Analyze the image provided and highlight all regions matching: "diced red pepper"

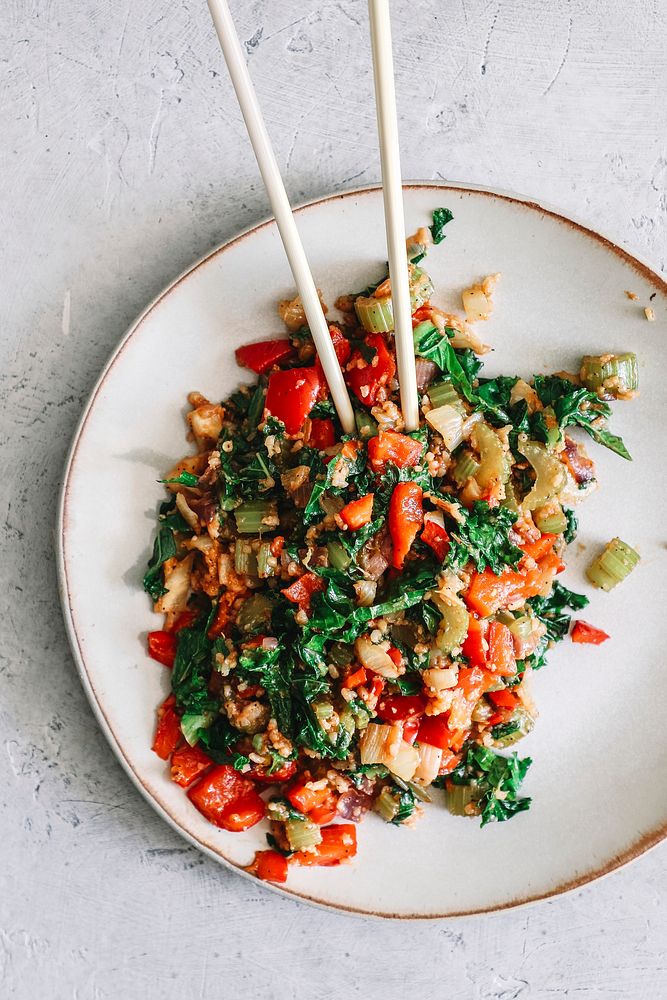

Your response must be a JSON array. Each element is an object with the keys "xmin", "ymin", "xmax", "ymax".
[
  {"xmin": 367, "ymin": 431, "xmax": 424, "ymax": 473},
  {"xmin": 265, "ymin": 366, "xmax": 326, "ymax": 435},
  {"xmin": 438, "ymin": 750, "xmax": 461, "ymax": 775},
  {"xmin": 235, "ymin": 338, "xmax": 295, "ymax": 374},
  {"xmin": 346, "ymin": 333, "xmax": 396, "ymax": 407},
  {"xmin": 308, "ymin": 417, "xmax": 336, "ymax": 450},
  {"xmin": 291, "ymin": 824, "xmax": 357, "ymax": 867},
  {"xmin": 411, "ymin": 304, "xmax": 432, "ymax": 327},
  {"xmin": 308, "ymin": 790, "xmax": 339, "ymax": 826},
  {"xmin": 388, "ymin": 482, "xmax": 424, "ymax": 568},
  {"xmin": 340, "ymin": 493, "xmax": 374, "ymax": 530},
  {"xmin": 152, "ymin": 695, "xmax": 182, "ymax": 760},
  {"xmin": 281, "ymin": 572, "xmax": 326, "ymax": 612},
  {"xmin": 462, "ymin": 616, "xmax": 488, "ymax": 668},
  {"xmin": 571, "ymin": 620, "xmax": 610, "ymax": 645},
  {"xmin": 457, "ymin": 665, "xmax": 493, "ymax": 701},
  {"xmin": 341, "ymin": 665, "xmax": 368, "ymax": 690},
  {"xmin": 170, "ymin": 744, "xmax": 214, "ymax": 787},
  {"xmin": 245, "ymin": 759, "xmax": 298, "ymax": 783},
  {"xmin": 421, "ymin": 518, "xmax": 450, "ymax": 561},
  {"xmin": 171, "ymin": 609, "xmax": 198, "ymax": 632},
  {"xmin": 328, "ymin": 324, "xmax": 351, "ymax": 366},
  {"xmin": 386, "ymin": 646, "xmax": 403, "ymax": 668},
  {"xmin": 207, "ymin": 591, "xmax": 241, "ymax": 639},
  {"xmin": 402, "ymin": 718, "xmax": 421, "ymax": 745},
  {"xmin": 147, "ymin": 630, "xmax": 178, "ymax": 668},
  {"xmin": 254, "ymin": 849, "xmax": 289, "ymax": 884},
  {"xmin": 417, "ymin": 714, "xmax": 453, "ymax": 750},
  {"xmin": 486, "ymin": 621, "xmax": 517, "ymax": 676},
  {"xmin": 287, "ymin": 780, "xmax": 334, "ymax": 815},
  {"xmin": 465, "ymin": 548, "xmax": 562, "ymax": 618},
  {"xmin": 187, "ymin": 765, "xmax": 266, "ymax": 831},
  {"xmin": 521, "ymin": 533, "xmax": 556, "ymax": 562},
  {"xmin": 487, "ymin": 689, "xmax": 519, "ymax": 709},
  {"xmin": 376, "ymin": 694, "xmax": 426, "ymax": 722}
]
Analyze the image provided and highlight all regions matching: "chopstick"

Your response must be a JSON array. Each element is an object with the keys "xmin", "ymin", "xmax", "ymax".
[
  {"xmin": 367, "ymin": 0, "xmax": 420, "ymax": 432},
  {"xmin": 206, "ymin": 0, "xmax": 356, "ymax": 435}
]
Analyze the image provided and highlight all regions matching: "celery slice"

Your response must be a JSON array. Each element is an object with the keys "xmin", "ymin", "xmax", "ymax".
[
  {"xmin": 491, "ymin": 707, "xmax": 535, "ymax": 748},
  {"xmin": 580, "ymin": 352, "xmax": 638, "ymax": 397},
  {"xmin": 234, "ymin": 499, "xmax": 278, "ymax": 534},
  {"xmin": 355, "ymin": 295, "xmax": 394, "ymax": 333},
  {"xmin": 375, "ymin": 786, "xmax": 400, "ymax": 823},
  {"xmin": 234, "ymin": 540, "xmax": 258, "ymax": 576},
  {"xmin": 452, "ymin": 449, "xmax": 481, "ymax": 484},
  {"xmin": 355, "ymin": 409, "xmax": 379, "ymax": 439},
  {"xmin": 586, "ymin": 537, "xmax": 640, "ymax": 591},
  {"xmin": 327, "ymin": 540, "xmax": 351, "ymax": 572},
  {"xmin": 286, "ymin": 817, "xmax": 322, "ymax": 851},
  {"xmin": 427, "ymin": 378, "xmax": 463, "ymax": 410},
  {"xmin": 445, "ymin": 782, "xmax": 479, "ymax": 816},
  {"xmin": 534, "ymin": 503, "xmax": 568, "ymax": 535}
]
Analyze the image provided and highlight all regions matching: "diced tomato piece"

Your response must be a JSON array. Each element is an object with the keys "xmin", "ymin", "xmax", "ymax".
[
  {"xmin": 571, "ymin": 620, "xmax": 610, "ymax": 645},
  {"xmin": 462, "ymin": 617, "xmax": 488, "ymax": 668},
  {"xmin": 245, "ymin": 759, "xmax": 298, "ymax": 783},
  {"xmin": 346, "ymin": 333, "xmax": 396, "ymax": 407},
  {"xmin": 235, "ymin": 338, "xmax": 295, "ymax": 374},
  {"xmin": 254, "ymin": 849, "xmax": 289, "ymax": 884},
  {"xmin": 147, "ymin": 630, "xmax": 178, "ymax": 668},
  {"xmin": 308, "ymin": 417, "xmax": 336, "ymax": 450},
  {"xmin": 340, "ymin": 493, "xmax": 374, "ymax": 530},
  {"xmin": 281, "ymin": 572, "xmax": 325, "ymax": 612},
  {"xmin": 341, "ymin": 665, "xmax": 367, "ymax": 690},
  {"xmin": 170, "ymin": 744, "xmax": 214, "ymax": 787},
  {"xmin": 389, "ymin": 482, "xmax": 424, "ymax": 568},
  {"xmin": 152, "ymin": 695, "xmax": 182, "ymax": 760},
  {"xmin": 367, "ymin": 431, "xmax": 424, "ymax": 472},
  {"xmin": 521, "ymin": 534, "xmax": 556, "ymax": 562},
  {"xmin": 417, "ymin": 714, "xmax": 453, "ymax": 750},
  {"xmin": 376, "ymin": 694, "xmax": 426, "ymax": 722},
  {"xmin": 486, "ymin": 621, "xmax": 516, "ymax": 676},
  {"xmin": 291, "ymin": 824, "xmax": 357, "ymax": 867},
  {"xmin": 188, "ymin": 765, "xmax": 265, "ymax": 831},
  {"xmin": 265, "ymin": 366, "xmax": 326, "ymax": 435},
  {"xmin": 421, "ymin": 518, "xmax": 450, "ymax": 561},
  {"xmin": 487, "ymin": 689, "xmax": 519, "ymax": 709},
  {"xmin": 287, "ymin": 780, "xmax": 333, "ymax": 815}
]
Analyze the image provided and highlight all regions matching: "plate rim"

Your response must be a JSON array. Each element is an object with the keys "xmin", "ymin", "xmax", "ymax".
[{"xmin": 56, "ymin": 181, "xmax": 667, "ymax": 919}]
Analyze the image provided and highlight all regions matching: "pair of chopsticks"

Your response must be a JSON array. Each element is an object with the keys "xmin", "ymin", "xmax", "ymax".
[{"xmin": 207, "ymin": 0, "xmax": 418, "ymax": 433}]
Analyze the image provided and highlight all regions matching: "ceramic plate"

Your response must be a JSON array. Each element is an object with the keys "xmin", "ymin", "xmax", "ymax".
[{"xmin": 58, "ymin": 184, "xmax": 667, "ymax": 918}]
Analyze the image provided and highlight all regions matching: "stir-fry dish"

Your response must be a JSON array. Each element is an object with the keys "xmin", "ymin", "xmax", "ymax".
[{"xmin": 143, "ymin": 209, "xmax": 640, "ymax": 885}]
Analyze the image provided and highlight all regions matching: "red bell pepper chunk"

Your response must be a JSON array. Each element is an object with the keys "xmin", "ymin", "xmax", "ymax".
[
  {"xmin": 487, "ymin": 689, "xmax": 519, "ymax": 710},
  {"xmin": 308, "ymin": 800, "xmax": 339, "ymax": 826},
  {"xmin": 339, "ymin": 493, "xmax": 374, "ymax": 530},
  {"xmin": 341, "ymin": 665, "xmax": 367, "ymax": 690},
  {"xmin": 421, "ymin": 518, "xmax": 450, "ymax": 561},
  {"xmin": 376, "ymin": 694, "xmax": 426, "ymax": 722},
  {"xmin": 417, "ymin": 714, "xmax": 454, "ymax": 750},
  {"xmin": 254, "ymin": 849, "xmax": 289, "ymax": 884},
  {"xmin": 457, "ymin": 665, "xmax": 493, "ymax": 701},
  {"xmin": 308, "ymin": 417, "xmax": 336, "ymax": 450},
  {"xmin": 411, "ymin": 304, "xmax": 432, "ymax": 327},
  {"xmin": 245, "ymin": 759, "xmax": 298, "ymax": 783},
  {"xmin": 465, "ymin": 548, "xmax": 563, "ymax": 618},
  {"xmin": 486, "ymin": 621, "xmax": 517, "ymax": 676},
  {"xmin": 187, "ymin": 765, "xmax": 266, "ymax": 831},
  {"xmin": 281, "ymin": 572, "xmax": 325, "ymax": 612},
  {"xmin": 147, "ymin": 630, "xmax": 178, "ymax": 668},
  {"xmin": 265, "ymin": 366, "xmax": 325, "ymax": 435},
  {"xmin": 346, "ymin": 333, "xmax": 396, "ymax": 407},
  {"xmin": 388, "ymin": 482, "xmax": 424, "ymax": 568},
  {"xmin": 521, "ymin": 533, "xmax": 556, "ymax": 562},
  {"xmin": 367, "ymin": 431, "xmax": 424, "ymax": 473},
  {"xmin": 402, "ymin": 717, "xmax": 421, "ymax": 745},
  {"xmin": 291, "ymin": 824, "xmax": 357, "ymax": 867},
  {"xmin": 386, "ymin": 646, "xmax": 403, "ymax": 668},
  {"xmin": 170, "ymin": 744, "xmax": 214, "ymax": 787},
  {"xmin": 438, "ymin": 750, "xmax": 461, "ymax": 775},
  {"xmin": 462, "ymin": 616, "xmax": 488, "ymax": 668},
  {"xmin": 171, "ymin": 609, "xmax": 198, "ymax": 632},
  {"xmin": 328, "ymin": 324, "xmax": 351, "ymax": 366},
  {"xmin": 235, "ymin": 338, "xmax": 294, "ymax": 374},
  {"xmin": 571, "ymin": 620, "xmax": 610, "ymax": 645},
  {"xmin": 287, "ymin": 780, "xmax": 335, "ymax": 815},
  {"xmin": 152, "ymin": 695, "xmax": 182, "ymax": 760}
]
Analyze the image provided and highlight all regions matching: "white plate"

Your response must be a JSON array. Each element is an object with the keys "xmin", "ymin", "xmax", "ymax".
[{"xmin": 58, "ymin": 184, "xmax": 667, "ymax": 918}]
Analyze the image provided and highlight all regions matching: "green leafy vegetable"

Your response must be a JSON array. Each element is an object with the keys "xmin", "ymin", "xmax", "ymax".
[
  {"xmin": 143, "ymin": 526, "xmax": 177, "ymax": 600},
  {"xmin": 160, "ymin": 471, "xmax": 199, "ymax": 487},
  {"xmin": 446, "ymin": 502, "xmax": 523, "ymax": 574},
  {"xmin": 449, "ymin": 745, "xmax": 532, "ymax": 826},
  {"xmin": 430, "ymin": 207, "xmax": 454, "ymax": 244}
]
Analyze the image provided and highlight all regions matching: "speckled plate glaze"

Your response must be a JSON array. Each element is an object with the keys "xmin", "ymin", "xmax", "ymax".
[{"xmin": 57, "ymin": 183, "xmax": 667, "ymax": 918}]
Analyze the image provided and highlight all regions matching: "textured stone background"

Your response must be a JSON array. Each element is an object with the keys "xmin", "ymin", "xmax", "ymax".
[{"xmin": 1, "ymin": 1, "xmax": 666, "ymax": 997}]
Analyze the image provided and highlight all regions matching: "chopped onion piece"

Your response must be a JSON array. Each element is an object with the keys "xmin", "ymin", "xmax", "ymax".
[
  {"xmin": 355, "ymin": 636, "xmax": 400, "ymax": 678},
  {"xmin": 425, "ymin": 404, "xmax": 464, "ymax": 451},
  {"xmin": 413, "ymin": 744, "xmax": 443, "ymax": 785}
]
